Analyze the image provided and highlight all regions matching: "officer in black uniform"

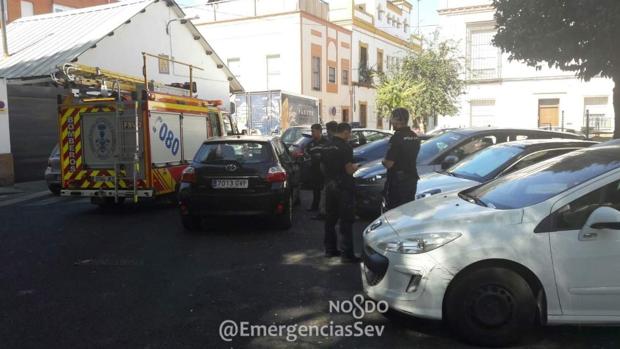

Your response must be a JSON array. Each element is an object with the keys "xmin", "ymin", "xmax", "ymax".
[
  {"xmin": 382, "ymin": 108, "xmax": 421, "ymax": 210},
  {"xmin": 311, "ymin": 120, "xmax": 339, "ymax": 220},
  {"xmin": 305, "ymin": 124, "xmax": 327, "ymax": 211},
  {"xmin": 322, "ymin": 123, "xmax": 359, "ymax": 263}
]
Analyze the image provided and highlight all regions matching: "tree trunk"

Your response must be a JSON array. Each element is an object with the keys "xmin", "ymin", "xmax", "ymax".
[{"xmin": 614, "ymin": 77, "xmax": 620, "ymax": 139}]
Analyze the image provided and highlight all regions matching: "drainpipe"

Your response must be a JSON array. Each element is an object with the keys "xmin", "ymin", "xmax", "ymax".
[{"xmin": 0, "ymin": 0, "xmax": 8, "ymax": 57}]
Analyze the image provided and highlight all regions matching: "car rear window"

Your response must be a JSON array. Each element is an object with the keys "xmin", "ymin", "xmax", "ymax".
[{"xmin": 194, "ymin": 142, "xmax": 273, "ymax": 164}]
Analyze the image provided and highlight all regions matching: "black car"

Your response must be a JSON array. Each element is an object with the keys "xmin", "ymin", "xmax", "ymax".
[
  {"xmin": 349, "ymin": 128, "xmax": 392, "ymax": 148},
  {"xmin": 178, "ymin": 136, "xmax": 300, "ymax": 230},
  {"xmin": 352, "ymin": 138, "xmax": 390, "ymax": 165},
  {"xmin": 353, "ymin": 128, "xmax": 585, "ymax": 216}
]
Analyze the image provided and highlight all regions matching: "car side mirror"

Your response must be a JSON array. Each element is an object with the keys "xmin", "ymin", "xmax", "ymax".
[
  {"xmin": 441, "ymin": 155, "xmax": 459, "ymax": 170},
  {"xmin": 580, "ymin": 206, "xmax": 620, "ymax": 241}
]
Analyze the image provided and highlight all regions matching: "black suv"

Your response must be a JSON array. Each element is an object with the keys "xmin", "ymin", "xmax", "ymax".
[{"xmin": 178, "ymin": 136, "xmax": 300, "ymax": 230}]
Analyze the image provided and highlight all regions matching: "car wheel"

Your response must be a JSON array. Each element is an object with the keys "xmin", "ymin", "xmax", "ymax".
[
  {"xmin": 275, "ymin": 195, "xmax": 293, "ymax": 230},
  {"xmin": 445, "ymin": 267, "xmax": 536, "ymax": 347},
  {"xmin": 48, "ymin": 185, "xmax": 61, "ymax": 196},
  {"xmin": 181, "ymin": 215, "xmax": 202, "ymax": 231}
]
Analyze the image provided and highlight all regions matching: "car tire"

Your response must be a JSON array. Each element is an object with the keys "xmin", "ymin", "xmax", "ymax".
[
  {"xmin": 445, "ymin": 267, "xmax": 536, "ymax": 347},
  {"xmin": 48, "ymin": 185, "xmax": 61, "ymax": 196},
  {"xmin": 275, "ymin": 195, "xmax": 293, "ymax": 230},
  {"xmin": 181, "ymin": 215, "xmax": 202, "ymax": 231}
]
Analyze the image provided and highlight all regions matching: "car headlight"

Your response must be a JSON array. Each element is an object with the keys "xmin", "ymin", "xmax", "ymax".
[
  {"xmin": 358, "ymin": 174, "xmax": 384, "ymax": 184},
  {"xmin": 415, "ymin": 188, "xmax": 442, "ymax": 200},
  {"xmin": 377, "ymin": 232, "xmax": 461, "ymax": 254}
]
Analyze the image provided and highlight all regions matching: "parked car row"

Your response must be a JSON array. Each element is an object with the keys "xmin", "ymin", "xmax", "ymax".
[
  {"xmin": 354, "ymin": 127, "xmax": 586, "ymax": 217},
  {"xmin": 362, "ymin": 140, "xmax": 620, "ymax": 346}
]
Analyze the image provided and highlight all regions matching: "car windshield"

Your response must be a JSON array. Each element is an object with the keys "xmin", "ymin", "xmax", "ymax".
[
  {"xmin": 449, "ymin": 145, "xmax": 523, "ymax": 182},
  {"xmin": 417, "ymin": 131, "xmax": 467, "ymax": 164},
  {"xmin": 464, "ymin": 147, "xmax": 620, "ymax": 209},
  {"xmin": 194, "ymin": 142, "xmax": 272, "ymax": 164},
  {"xmin": 354, "ymin": 138, "xmax": 388, "ymax": 155},
  {"xmin": 282, "ymin": 128, "xmax": 308, "ymax": 144}
]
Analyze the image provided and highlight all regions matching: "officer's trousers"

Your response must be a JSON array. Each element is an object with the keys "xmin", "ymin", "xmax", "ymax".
[
  {"xmin": 384, "ymin": 176, "xmax": 418, "ymax": 210},
  {"xmin": 324, "ymin": 181, "xmax": 355, "ymax": 257}
]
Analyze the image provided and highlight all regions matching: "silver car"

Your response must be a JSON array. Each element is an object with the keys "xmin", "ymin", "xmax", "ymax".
[
  {"xmin": 416, "ymin": 139, "xmax": 597, "ymax": 200},
  {"xmin": 44, "ymin": 144, "xmax": 61, "ymax": 195}
]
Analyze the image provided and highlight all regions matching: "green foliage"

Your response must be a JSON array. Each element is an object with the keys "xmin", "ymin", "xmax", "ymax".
[
  {"xmin": 375, "ymin": 36, "xmax": 465, "ymax": 126},
  {"xmin": 493, "ymin": 0, "xmax": 620, "ymax": 138},
  {"xmin": 493, "ymin": 0, "xmax": 620, "ymax": 81}
]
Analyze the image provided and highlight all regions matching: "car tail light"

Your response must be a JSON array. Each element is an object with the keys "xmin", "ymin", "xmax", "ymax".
[
  {"xmin": 266, "ymin": 165, "xmax": 287, "ymax": 183},
  {"xmin": 181, "ymin": 166, "xmax": 196, "ymax": 183}
]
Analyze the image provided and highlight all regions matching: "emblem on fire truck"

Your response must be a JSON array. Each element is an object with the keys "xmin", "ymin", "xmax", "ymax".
[{"xmin": 89, "ymin": 117, "xmax": 115, "ymax": 160}]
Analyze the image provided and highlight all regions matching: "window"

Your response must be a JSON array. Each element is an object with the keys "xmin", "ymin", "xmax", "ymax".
[
  {"xmin": 555, "ymin": 180, "xmax": 620, "ymax": 231},
  {"xmin": 584, "ymin": 97, "xmax": 612, "ymax": 132},
  {"xmin": 468, "ymin": 25, "xmax": 500, "ymax": 79},
  {"xmin": 266, "ymin": 55, "xmax": 281, "ymax": 89},
  {"xmin": 195, "ymin": 142, "xmax": 272, "ymax": 164},
  {"xmin": 504, "ymin": 149, "xmax": 574, "ymax": 175},
  {"xmin": 359, "ymin": 103, "xmax": 367, "ymax": 127},
  {"xmin": 20, "ymin": 1, "xmax": 33, "ymax": 17},
  {"xmin": 53, "ymin": 4, "xmax": 74, "ymax": 12},
  {"xmin": 447, "ymin": 135, "xmax": 497, "ymax": 161},
  {"xmin": 158, "ymin": 54, "xmax": 170, "ymax": 74},
  {"xmin": 470, "ymin": 100, "xmax": 495, "ymax": 127},
  {"xmin": 227, "ymin": 58, "xmax": 241, "ymax": 79},
  {"xmin": 377, "ymin": 5, "xmax": 383, "ymax": 20},
  {"xmin": 360, "ymin": 45, "xmax": 368, "ymax": 70},
  {"xmin": 377, "ymin": 50, "xmax": 384, "ymax": 73},
  {"xmin": 466, "ymin": 147, "xmax": 620, "ymax": 210},
  {"xmin": 328, "ymin": 66, "xmax": 336, "ymax": 84},
  {"xmin": 311, "ymin": 56, "xmax": 321, "ymax": 91},
  {"xmin": 341, "ymin": 69, "xmax": 349, "ymax": 85}
]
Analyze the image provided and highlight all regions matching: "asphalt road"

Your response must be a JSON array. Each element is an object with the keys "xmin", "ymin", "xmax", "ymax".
[{"xmin": 1, "ymin": 189, "xmax": 619, "ymax": 349}]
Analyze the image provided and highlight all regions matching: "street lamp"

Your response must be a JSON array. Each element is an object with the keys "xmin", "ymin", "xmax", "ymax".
[{"xmin": 166, "ymin": 15, "xmax": 200, "ymax": 35}]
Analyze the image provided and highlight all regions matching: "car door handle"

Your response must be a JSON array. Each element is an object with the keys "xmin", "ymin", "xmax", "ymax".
[{"xmin": 581, "ymin": 232, "xmax": 598, "ymax": 240}]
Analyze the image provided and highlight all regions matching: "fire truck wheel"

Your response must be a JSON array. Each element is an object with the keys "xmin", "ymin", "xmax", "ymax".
[{"xmin": 181, "ymin": 215, "xmax": 202, "ymax": 231}]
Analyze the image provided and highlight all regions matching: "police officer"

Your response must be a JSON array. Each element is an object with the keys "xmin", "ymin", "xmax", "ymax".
[
  {"xmin": 322, "ymin": 122, "xmax": 359, "ymax": 263},
  {"xmin": 382, "ymin": 108, "xmax": 421, "ymax": 210},
  {"xmin": 311, "ymin": 120, "xmax": 339, "ymax": 221},
  {"xmin": 325, "ymin": 121, "xmax": 338, "ymax": 141},
  {"xmin": 305, "ymin": 123, "xmax": 327, "ymax": 211}
]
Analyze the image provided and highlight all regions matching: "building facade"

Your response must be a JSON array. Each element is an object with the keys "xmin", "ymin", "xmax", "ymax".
[
  {"xmin": 0, "ymin": 0, "xmax": 242, "ymax": 184},
  {"xmin": 436, "ymin": 0, "xmax": 615, "ymax": 135},
  {"xmin": 192, "ymin": 0, "xmax": 352, "ymax": 126},
  {"xmin": 7, "ymin": 0, "xmax": 116, "ymax": 22},
  {"xmin": 330, "ymin": 0, "xmax": 420, "ymax": 129}
]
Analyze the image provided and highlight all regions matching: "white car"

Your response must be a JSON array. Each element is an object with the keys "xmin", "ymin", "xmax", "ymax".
[{"xmin": 362, "ymin": 144, "xmax": 620, "ymax": 346}]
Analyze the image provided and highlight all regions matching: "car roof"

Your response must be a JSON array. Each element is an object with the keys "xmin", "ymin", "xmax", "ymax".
[
  {"xmin": 494, "ymin": 138, "xmax": 598, "ymax": 150},
  {"xmin": 352, "ymin": 128, "xmax": 393, "ymax": 133},
  {"xmin": 204, "ymin": 135, "xmax": 278, "ymax": 143},
  {"xmin": 448, "ymin": 127, "xmax": 583, "ymax": 138}
]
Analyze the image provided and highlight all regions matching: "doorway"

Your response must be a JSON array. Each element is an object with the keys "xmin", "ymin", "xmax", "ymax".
[
  {"xmin": 538, "ymin": 98, "xmax": 560, "ymax": 128},
  {"xmin": 359, "ymin": 102, "xmax": 367, "ymax": 127}
]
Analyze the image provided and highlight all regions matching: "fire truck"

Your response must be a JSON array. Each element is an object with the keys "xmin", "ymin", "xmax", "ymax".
[{"xmin": 54, "ymin": 54, "xmax": 236, "ymax": 206}]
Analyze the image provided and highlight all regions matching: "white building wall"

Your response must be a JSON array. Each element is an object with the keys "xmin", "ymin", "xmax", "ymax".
[
  {"xmin": 436, "ymin": 0, "xmax": 615, "ymax": 133},
  {"xmin": 196, "ymin": 14, "xmax": 302, "ymax": 93},
  {"xmin": 78, "ymin": 0, "xmax": 232, "ymax": 106},
  {"xmin": 301, "ymin": 16, "xmax": 352, "ymax": 122}
]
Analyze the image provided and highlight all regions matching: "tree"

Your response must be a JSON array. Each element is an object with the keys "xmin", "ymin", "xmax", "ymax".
[
  {"xmin": 376, "ymin": 37, "xmax": 465, "ymax": 130},
  {"xmin": 375, "ymin": 68, "xmax": 423, "ymax": 125},
  {"xmin": 493, "ymin": 0, "xmax": 620, "ymax": 138}
]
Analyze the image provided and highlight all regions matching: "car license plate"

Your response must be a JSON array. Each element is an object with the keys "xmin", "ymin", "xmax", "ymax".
[{"xmin": 212, "ymin": 179, "xmax": 248, "ymax": 189}]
